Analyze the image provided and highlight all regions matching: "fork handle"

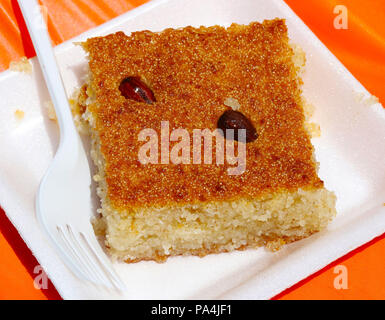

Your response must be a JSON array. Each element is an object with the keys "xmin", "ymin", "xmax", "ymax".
[{"xmin": 17, "ymin": 0, "xmax": 77, "ymax": 142}]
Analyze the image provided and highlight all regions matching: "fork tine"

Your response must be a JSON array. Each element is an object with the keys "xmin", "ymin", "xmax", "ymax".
[
  {"xmin": 64, "ymin": 225, "xmax": 111, "ymax": 286},
  {"xmin": 80, "ymin": 233, "xmax": 126, "ymax": 291},
  {"xmin": 67, "ymin": 226, "xmax": 114, "ymax": 287},
  {"xmin": 57, "ymin": 226, "xmax": 100, "ymax": 285},
  {"xmin": 55, "ymin": 227, "xmax": 91, "ymax": 281}
]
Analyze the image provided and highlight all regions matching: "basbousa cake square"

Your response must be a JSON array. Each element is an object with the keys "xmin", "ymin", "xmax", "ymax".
[{"xmin": 77, "ymin": 19, "xmax": 336, "ymax": 262}]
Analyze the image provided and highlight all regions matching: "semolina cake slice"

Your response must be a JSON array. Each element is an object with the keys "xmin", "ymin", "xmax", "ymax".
[{"xmin": 77, "ymin": 19, "xmax": 336, "ymax": 262}]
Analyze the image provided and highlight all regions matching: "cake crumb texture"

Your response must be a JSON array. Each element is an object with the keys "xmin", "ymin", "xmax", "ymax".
[
  {"xmin": 44, "ymin": 100, "xmax": 57, "ymax": 121},
  {"xmin": 9, "ymin": 56, "xmax": 32, "ymax": 74},
  {"xmin": 14, "ymin": 109, "xmax": 25, "ymax": 120},
  {"xmin": 102, "ymin": 188, "xmax": 335, "ymax": 262}
]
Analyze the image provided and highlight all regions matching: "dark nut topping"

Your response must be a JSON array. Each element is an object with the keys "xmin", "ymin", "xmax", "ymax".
[
  {"xmin": 217, "ymin": 109, "xmax": 258, "ymax": 143},
  {"xmin": 119, "ymin": 77, "xmax": 156, "ymax": 104}
]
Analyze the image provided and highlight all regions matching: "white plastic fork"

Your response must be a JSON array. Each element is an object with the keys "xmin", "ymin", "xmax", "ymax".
[{"xmin": 18, "ymin": 0, "xmax": 125, "ymax": 291}]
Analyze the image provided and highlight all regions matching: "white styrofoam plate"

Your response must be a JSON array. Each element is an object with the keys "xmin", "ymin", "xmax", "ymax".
[{"xmin": 0, "ymin": 0, "xmax": 384, "ymax": 300}]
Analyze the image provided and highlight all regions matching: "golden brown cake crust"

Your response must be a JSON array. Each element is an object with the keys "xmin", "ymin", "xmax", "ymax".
[{"xmin": 83, "ymin": 19, "xmax": 323, "ymax": 210}]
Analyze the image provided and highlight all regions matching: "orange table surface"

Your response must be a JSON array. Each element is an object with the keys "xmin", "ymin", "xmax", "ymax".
[{"xmin": 0, "ymin": 0, "xmax": 384, "ymax": 300}]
